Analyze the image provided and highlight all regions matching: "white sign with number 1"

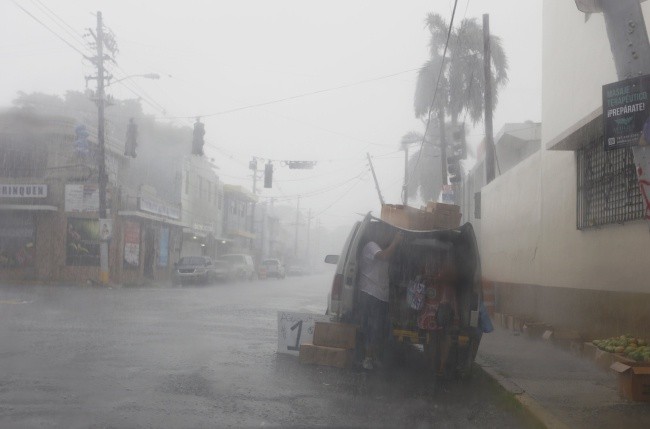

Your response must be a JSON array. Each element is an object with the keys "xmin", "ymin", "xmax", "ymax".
[{"xmin": 277, "ymin": 311, "xmax": 330, "ymax": 356}]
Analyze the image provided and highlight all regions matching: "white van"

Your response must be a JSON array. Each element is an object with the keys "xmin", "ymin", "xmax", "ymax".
[{"xmin": 325, "ymin": 214, "xmax": 486, "ymax": 378}]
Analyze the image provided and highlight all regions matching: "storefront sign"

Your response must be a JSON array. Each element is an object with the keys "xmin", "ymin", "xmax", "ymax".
[
  {"xmin": 123, "ymin": 220, "xmax": 140, "ymax": 268},
  {"xmin": 0, "ymin": 184, "xmax": 47, "ymax": 198},
  {"xmin": 65, "ymin": 184, "xmax": 99, "ymax": 213},
  {"xmin": 99, "ymin": 219, "xmax": 113, "ymax": 241},
  {"xmin": 277, "ymin": 311, "xmax": 330, "ymax": 356},
  {"xmin": 603, "ymin": 74, "xmax": 650, "ymax": 150},
  {"xmin": 193, "ymin": 222, "xmax": 215, "ymax": 233},
  {"xmin": 158, "ymin": 227, "xmax": 169, "ymax": 267},
  {"xmin": 138, "ymin": 196, "xmax": 181, "ymax": 220}
]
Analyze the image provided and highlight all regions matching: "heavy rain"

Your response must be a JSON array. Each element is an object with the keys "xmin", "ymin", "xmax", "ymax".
[{"xmin": 1, "ymin": 1, "xmax": 650, "ymax": 428}]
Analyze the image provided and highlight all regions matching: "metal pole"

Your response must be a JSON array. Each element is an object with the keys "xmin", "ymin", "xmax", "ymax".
[
  {"xmin": 483, "ymin": 13, "xmax": 496, "ymax": 184},
  {"xmin": 366, "ymin": 153, "xmax": 385, "ymax": 205},
  {"xmin": 96, "ymin": 11, "xmax": 109, "ymax": 285},
  {"xmin": 294, "ymin": 196, "xmax": 300, "ymax": 257},
  {"xmin": 403, "ymin": 145, "xmax": 409, "ymax": 205}
]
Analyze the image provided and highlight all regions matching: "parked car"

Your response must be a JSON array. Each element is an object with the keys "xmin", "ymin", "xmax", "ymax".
[
  {"xmin": 260, "ymin": 259, "xmax": 285, "ymax": 279},
  {"xmin": 286, "ymin": 264, "xmax": 309, "ymax": 276},
  {"xmin": 324, "ymin": 213, "xmax": 485, "ymax": 378},
  {"xmin": 218, "ymin": 253, "xmax": 255, "ymax": 280},
  {"xmin": 173, "ymin": 256, "xmax": 224, "ymax": 285}
]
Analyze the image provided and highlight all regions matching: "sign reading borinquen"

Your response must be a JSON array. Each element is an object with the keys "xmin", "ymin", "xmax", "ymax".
[{"xmin": 603, "ymin": 75, "xmax": 650, "ymax": 151}]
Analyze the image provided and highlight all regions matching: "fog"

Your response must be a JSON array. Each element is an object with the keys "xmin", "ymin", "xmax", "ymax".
[{"xmin": 1, "ymin": 0, "xmax": 542, "ymax": 239}]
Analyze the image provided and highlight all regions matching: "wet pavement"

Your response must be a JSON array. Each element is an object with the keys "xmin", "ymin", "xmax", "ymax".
[
  {"xmin": 1, "ymin": 273, "xmax": 540, "ymax": 428},
  {"xmin": 478, "ymin": 327, "xmax": 650, "ymax": 429}
]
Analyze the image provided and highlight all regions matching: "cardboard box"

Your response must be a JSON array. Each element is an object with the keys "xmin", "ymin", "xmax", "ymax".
[
  {"xmin": 610, "ymin": 361, "xmax": 650, "ymax": 402},
  {"xmin": 425, "ymin": 201, "xmax": 460, "ymax": 214},
  {"xmin": 299, "ymin": 343, "xmax": 353, "ymax": 369},
  {"xmin": 381, "ymin": 204, "xmax": 432, "ymax": 230},
  {"xmin": 381, "ymin": 204, "xmax": 460, "ymax": 230},
  {"xmin": 613, "ymin": 353, "xmax": 650, "ymax": 367},
  {"xmin": 313, "ymin": 322, "xmax": 357, "ymax": 350}
]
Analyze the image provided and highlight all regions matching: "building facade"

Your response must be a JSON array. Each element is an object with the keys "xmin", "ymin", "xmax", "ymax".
[{"xmin": 478, "ymin": 1, "xmax": 650, "ymax": 338}]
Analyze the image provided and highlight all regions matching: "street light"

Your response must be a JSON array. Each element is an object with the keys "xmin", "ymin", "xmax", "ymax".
[{"xmin": 107, "ymin": 73, "xmax": 161, "ymax": 86}]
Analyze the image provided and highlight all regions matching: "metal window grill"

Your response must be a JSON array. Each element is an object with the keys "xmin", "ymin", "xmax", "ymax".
[{"xmin": 576, "ymin": 137, "xmax": 644, "ymax": 229}]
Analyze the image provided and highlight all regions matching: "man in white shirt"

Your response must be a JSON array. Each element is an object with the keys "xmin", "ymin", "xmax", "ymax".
[{"xmin": 358, "ymin": 229, "xmax": 402, "ymax": 370}]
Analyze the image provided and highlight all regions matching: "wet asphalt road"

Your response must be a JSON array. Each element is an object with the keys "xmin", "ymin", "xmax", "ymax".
[{"xmin": 0, "ymin": 273, "xmax": 541, "ymax": 428}]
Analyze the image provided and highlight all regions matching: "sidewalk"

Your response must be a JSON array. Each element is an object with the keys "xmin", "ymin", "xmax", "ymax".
[{"xmin": 477, "ymin": 327, "xmax": 650, "ymax": 429}]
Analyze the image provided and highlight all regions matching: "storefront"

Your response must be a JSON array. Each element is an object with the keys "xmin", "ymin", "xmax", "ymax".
[
  {"xmin": 0, "ymin": 182, "xmax": 59, "ymax": 283},
  {"xmin": 117, "ymin": 195, "xmax": 186, "ymax": 285}
]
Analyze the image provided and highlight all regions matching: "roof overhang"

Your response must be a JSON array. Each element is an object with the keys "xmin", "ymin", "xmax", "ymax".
[
  {"xmin": 546, "ymin": 107, "xmax": 602, "ymax": 151},
  {"xmin": 118, "ymin": 210, "xmax": 190, "ymax": 227},
  {"xmin": 0, "ymin": 204, "xmax": 58, "ymax": 212}
]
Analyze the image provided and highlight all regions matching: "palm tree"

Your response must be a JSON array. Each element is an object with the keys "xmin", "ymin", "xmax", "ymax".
[{"xmin": 409, "ymin": 13, "xmax": 509, "ymax": 201}]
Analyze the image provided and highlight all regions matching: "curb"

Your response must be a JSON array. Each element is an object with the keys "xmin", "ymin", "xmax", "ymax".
[{"xmin": 476, "ymin": 357, "xmax": 571, "ymax": 429}]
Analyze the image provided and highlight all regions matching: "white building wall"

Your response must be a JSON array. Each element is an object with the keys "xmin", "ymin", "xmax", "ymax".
[{"xmin": 478, "ymin": 1, "xmax": 650, "ymax": 294}]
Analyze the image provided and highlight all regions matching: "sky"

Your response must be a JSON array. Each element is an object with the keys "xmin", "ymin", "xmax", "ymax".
[{"xmin": 1, "ymin": 0, "xmax": 542, "ymax": 230}]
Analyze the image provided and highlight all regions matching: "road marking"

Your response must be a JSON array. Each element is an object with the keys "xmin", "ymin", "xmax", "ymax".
[{"xmin": 0, "ymin": 299, "xmax": 32, "ymax": 304}]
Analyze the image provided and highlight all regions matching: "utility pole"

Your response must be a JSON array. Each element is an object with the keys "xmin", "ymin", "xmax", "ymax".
[
  {"xmin": 483, "ymin": 13, "xmax": 496, "ymax": 184},
  {"xmin": 439, "ymin": 112, "xmax": 448, "ymax": 186},
  {"xmin": 366, "ymin": 153, "xmax": 385, "ymax": 206},
  {"xmin": 306, "ymin": 209, "xmax": 311, "ymax": 264},
  {"xmin": 91, "ymin": 11, "xmax": 110, "ymax": 285},
  {"xmin": 294, "ymin": 196, "xmax": 300, "ymax": 257},
  {"xmin": 402, "ymin": 144, "xmax": 409, "ymax": 205}
]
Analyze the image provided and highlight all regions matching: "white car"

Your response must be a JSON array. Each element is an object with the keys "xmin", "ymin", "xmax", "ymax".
[
  {"xmin": 218, "ymin": 254, "xmax": 255, "ymax": 281},
  {"xmin": 260, "ymin": 259, "xmax": 285, "ymax": 279}
]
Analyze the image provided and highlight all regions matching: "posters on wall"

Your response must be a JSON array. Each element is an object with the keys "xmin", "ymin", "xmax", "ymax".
[
  {"xmin": 66, "ymin": 218, "xmax": 100, "ymax": 266},
  {"xmin": 65, "ymin": 184, "xmax": 99, "ymax": 212},
  {"xmin": 158, "ymin": 227, "xmax": 169, "ymax": 267},
  {"xmin": 123, "ymin": 220, "xmax": 140, "ymax": 268},
  {"xmin": 0, "ymin": 213, "xmax": 35, "ymax": 268}
]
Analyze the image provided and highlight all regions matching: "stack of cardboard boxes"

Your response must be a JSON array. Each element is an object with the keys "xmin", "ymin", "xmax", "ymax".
[
  {"xmin": 299, "ymin": 322, "xmax": 357, "ymax": 369},
  {"xmin": 380, "ymin": 202, "xmax": 461, "ymax": 230}
]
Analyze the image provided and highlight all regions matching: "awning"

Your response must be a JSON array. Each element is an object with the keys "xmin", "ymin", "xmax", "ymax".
[
  {"xmin": 118, "ymin": 210, "xmax": 190, "ymax": 228},
  {"xmin": 230, "ymin": 229, "xmax": 256, "ymax": 239},
  {"xmin": 546, "ymin": 107, "xmax": 602, "ymax": 151},
  {"xmin": 0, "ymin": 204, "xmax": 58, "ymax": 212},
  {"xmin": 182, "ymin": 227, "xmax": 210, "ymax": 238}
]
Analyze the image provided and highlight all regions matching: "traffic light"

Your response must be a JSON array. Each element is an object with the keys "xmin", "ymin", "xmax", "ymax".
[
  {"xmin": 124, "ymin": 118, "xmax": 138, "ymax": 158},
  {"xmin": 447, "ymin": 123, "xmax": 466, "ymax": 184},
  {"xmin": 249, "ymin": 158, "xmax": 257, "ymax": 171},
  {"xmin": 192, "ymin": 118, "xmax": 205, "ymax": 155},
  {"xmin": 264, "ymin": 162, "xmax": 273, "ymax": 188},
  {"xmin": 287, "ymin": 161, "xmax": 316, "ymax": 169}
]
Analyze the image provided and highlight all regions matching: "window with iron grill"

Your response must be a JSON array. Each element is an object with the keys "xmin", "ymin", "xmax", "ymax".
[{"xmin": 576, "ymin": 137, "xmax": 644, "ymax": 229}]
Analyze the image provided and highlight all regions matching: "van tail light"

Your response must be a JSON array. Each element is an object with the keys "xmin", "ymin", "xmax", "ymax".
[{"xmin": 331, "ymin": 273, "xmax": 343, "ymax": 301}]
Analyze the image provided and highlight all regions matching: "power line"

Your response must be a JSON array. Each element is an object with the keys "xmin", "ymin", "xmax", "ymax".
[
  {"xmin": 159, "ymin": 67, "xmax": 422, "ymax": 119},
  {"xmin": 12, "ymin": 1, "xmax": 91, "ymax": 59}
]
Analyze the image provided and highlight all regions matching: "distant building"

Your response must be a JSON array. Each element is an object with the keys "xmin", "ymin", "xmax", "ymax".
[
  {"xmin": 222, "ymin": 184, "xmax": 256, "ymax": 254},
  {"xmin": 460, "ymin": 122, "xmax": 541, "ymax": 243}
]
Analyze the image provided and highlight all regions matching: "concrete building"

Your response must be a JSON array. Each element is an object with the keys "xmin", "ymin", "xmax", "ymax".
[
  {"xmin": 479, "ymin": 2, "xmax": 650, "ymax": 338},
  {"xmin": 180, "ymin": 155, "xmax": 226, "ymax": 258},
  {"xmin": 222, "ymin": 184, "xmax": 256, "ymax": 254},
  {"xmin": 460, "ymin": 122, "xmax": 541, "ymax": 243}
]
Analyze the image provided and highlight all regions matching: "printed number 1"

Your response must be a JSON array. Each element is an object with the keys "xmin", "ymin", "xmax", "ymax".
[{"xmin": 287, "ymin": 320, "xmax": 303, "ymax": 351}]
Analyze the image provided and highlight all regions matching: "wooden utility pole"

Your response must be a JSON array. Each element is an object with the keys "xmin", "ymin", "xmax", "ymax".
[
  {"xmin": 483, "ymin": 13, "xmax": 496, "ymax": 184},
  {"xmin": 294, "ymin": 196, "xmax": 300, "ymax": 256},
  {"xmin": 94, "ymin": 11, "xmax": 110, "ymax": 284},
  {"xmin": 366, "ymin": 153, "xmax": 385, "ymax": 206},
  {"xmin": 439, "ymin": 112, "xmax": 448, "ymax": 186},
  {"xmin": 402, "ymin": 144, "xmax": 409, "ymax": 205}
]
